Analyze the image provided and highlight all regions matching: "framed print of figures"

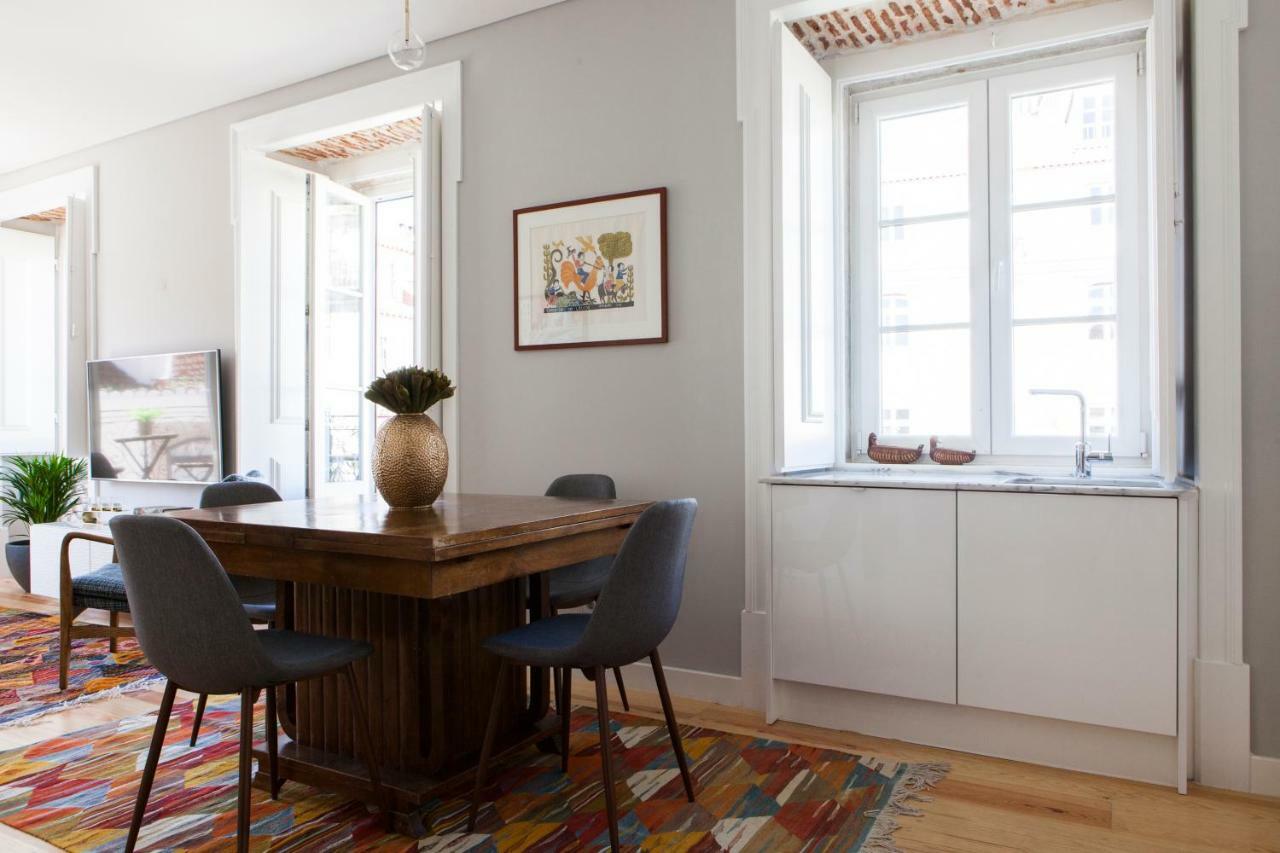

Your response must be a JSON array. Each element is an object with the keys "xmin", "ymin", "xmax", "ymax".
[{"xmin": 513, "ymin": 187, "xmax": 667, "ymax": 350}]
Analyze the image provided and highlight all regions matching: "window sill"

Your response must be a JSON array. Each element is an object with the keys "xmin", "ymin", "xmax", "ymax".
[
  {"xmin": 837, "ymin": 456, "xmax": 1155, "ymax": 477},
  {"xmin": 765, "ymin": 466, "xmax": 1193, "ymax": 498}
]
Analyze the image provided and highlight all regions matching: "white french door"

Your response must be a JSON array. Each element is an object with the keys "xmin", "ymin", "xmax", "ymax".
[
  {"xmin": 309, "ymin": 176, "xmax": 375, "ymax": 498},
  {"xmin": 236, "ymin": 154, "xmax": 309, "ymax": 497}
]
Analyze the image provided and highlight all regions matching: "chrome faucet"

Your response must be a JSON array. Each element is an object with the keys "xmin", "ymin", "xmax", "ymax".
[{"xmin": 1029, "ymin": 389, "xmax": 1114, "ymax": 478}]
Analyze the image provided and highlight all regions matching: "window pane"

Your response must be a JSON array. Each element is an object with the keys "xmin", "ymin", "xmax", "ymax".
[
  {"xmin": 879, "ymin": 105, "xmax": 969, "ymax": 220},
  {"xmin": 322, "ymin": 389, "xmax": 362, "ymax": 483},
  {"xmin": 1012, "ymin": 203, "xmax": 1116, "ymax": 320},
  {"xmin": 326, "ymin": 199, "xmax": 362, "ymax": 291},
  {"xmin": 1012, "ymin": 321, "xmax": 1117, "ymax": 437},
  {"xmin": 319, "ymin": 291, "xmax": 362, "ymax": 389},
  {"xmin": 1011, "ymin": 81, "xmax": 1116, "ymax": 206},
  {"xmin": 880, "ymin": 328, "xmax": 970, "ymax": 437},
  {"xmin": 880, "ymin": 218, "xmax": 970, "ymax": 327},
  {"xmin": 376, "ymin": 196, "xmax": 416, "ymax": 374}
]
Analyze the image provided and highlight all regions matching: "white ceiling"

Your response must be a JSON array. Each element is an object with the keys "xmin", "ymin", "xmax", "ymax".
[{"xmin": 0, "ymin": 0, "xmax": 565, "ymax": 176}]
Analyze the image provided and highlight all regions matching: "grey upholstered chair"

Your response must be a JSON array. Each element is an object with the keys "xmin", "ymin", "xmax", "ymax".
[
  {"xmin": 188, "ymin": 479, "xmax": 283, "ymax": 745},
  {"xmin": 198, "ymin": 480, "xmax": 281, "ymax": 622},
  {"xmin": 469, "ymin": 499, "xmax": 698, "ymax": 850},
  {"xmin": 109, "ymin": 515, "xmax": 390, "ymax": 853},
  {"xmin": 543, "ymin": 474, "xmax": 630, "ymax": 711}
]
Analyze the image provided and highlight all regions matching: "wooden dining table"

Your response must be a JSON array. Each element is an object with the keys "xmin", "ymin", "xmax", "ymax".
[{"xmin": 170, "ymin": 492, "xmax": 651, "ymax": 836}]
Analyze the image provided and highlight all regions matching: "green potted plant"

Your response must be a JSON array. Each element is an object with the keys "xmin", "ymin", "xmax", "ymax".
[
  {"xmin": 1, "ymin": 454, "xmax": 88, "ymax": 592},
  {"xmin": 364, "ymin": 366, "xmax": 455, "ymax": 508},
  {"xmin": 132, "ymin": 407, "xmax": 163, "ymax": 436}
]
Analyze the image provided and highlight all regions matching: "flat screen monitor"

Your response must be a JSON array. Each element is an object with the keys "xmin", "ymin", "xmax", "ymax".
[{"xmin": 86, "ymin": 350, "xmax": 224, "ymax": 483}]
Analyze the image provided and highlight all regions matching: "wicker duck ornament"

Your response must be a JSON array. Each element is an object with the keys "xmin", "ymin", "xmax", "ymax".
[
  {"xmin": 866, "ymin": 433, "xmax": 923, "ymax": 464},
  {"xmin": 929, "ymin": 436, "xmax": 977, "ymax": 465}
]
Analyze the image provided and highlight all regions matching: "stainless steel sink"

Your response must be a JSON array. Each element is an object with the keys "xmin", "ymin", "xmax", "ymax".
[{"xmin": 1003, "ymin": 476, "xmax": 1169, "ymax": 490}]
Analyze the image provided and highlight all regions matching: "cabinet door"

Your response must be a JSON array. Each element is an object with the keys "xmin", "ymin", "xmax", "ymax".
[
  {"xmin": 772, "ymin": 485, "xmax": 957, "ymax": 704},
  {"xmin": 957, "ymin": 491, "xmax": 1176, "ymax": 735}
]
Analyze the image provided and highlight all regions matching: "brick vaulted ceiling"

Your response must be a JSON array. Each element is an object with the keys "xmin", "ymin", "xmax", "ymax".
[
  {"xmin": 790, "ymin": 0, "xmax": 1104, "ymax": 60},
  {"xmin": 275, "ymin": 116, "xmax": 423, "ymax": 164}
]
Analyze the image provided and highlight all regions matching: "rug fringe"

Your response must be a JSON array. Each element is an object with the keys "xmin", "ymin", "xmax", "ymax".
[
  {"xmin": 3, "ymin": 675, "xmax": 167, "ymax": 729},
  {"xmin": 861, "ymin": 761, "xmax": 950, "ymax": 853}
]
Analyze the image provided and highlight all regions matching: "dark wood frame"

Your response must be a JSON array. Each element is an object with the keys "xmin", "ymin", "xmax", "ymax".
[
  {"xmin": 513, "ymin": 186, "xmax": 668, "ymax": 351},
  {"xmin": 58, "ymin": 531, "xmax": 132, "ymax": 690}
]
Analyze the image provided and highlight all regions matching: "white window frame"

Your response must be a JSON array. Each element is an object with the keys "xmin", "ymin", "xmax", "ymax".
[
  {"xmin": 849, "ymin": 47, "xmax": 1148, "ymax": 462},
  {"xmin": 988, "ymin": 54, "xmax": 1146, "ymax": 457},
  {"xmin": 853, "ymin": 80, "xmax": 991, "ymax": 454}
]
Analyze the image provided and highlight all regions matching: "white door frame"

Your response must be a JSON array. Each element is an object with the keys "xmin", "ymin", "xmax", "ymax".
[
  {"xmin": 0, "ymin": 166, "xmax": 98, "ymax": 459},
  {"xmin": 230, "ymin": 61, "xmax": 462, "ymax": 491}
]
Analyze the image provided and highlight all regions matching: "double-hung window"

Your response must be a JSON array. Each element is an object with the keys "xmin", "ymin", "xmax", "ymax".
[{"xmin": 852, "ymin": 51, "xmax": 1145, "ymax": 459}]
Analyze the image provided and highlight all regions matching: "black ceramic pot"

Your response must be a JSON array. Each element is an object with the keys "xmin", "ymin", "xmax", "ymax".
[{"xmin": 4, "ymin": 540, "xmax": 31, "ymax": 593}]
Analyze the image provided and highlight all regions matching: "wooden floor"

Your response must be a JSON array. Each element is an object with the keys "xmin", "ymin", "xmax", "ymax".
[{"xmin": 0, "ymin": 577, "xmax": 1276, "ymax": 852}]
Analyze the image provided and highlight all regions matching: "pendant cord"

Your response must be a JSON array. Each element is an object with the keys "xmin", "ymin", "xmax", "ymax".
[{"xmin": 403, "ymin": 0, "xmax": 411, "ymax": 45}]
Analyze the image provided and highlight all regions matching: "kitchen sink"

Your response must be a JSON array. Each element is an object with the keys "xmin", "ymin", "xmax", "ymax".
[{"xmin": 1002, "ymin": 476, "xmax": 1170, "ymax": 490}]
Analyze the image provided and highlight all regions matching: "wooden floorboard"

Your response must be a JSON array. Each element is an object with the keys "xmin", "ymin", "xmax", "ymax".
[{"xmin": 0, "ymin": 577, "xmax": 1276, "ymax": 851}]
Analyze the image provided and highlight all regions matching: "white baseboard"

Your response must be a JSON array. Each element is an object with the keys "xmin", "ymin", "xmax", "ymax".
[
  {"xmin": 618, "ymin": 659, "xmax": 744, "ymax": 708},
  {"xmin": 1251, "ymin": 754, "xmax": 1280, "ymax": 798},
  {"xmin": 1195, "ymin": 658, "xmax": 1252, "ymax": 791},
  {"xmin": 774, "ymin": 679, "xmax": 1180, "ymax": 787}
]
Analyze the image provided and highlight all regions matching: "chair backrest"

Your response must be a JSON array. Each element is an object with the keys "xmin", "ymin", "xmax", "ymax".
[
  {"xmin": 108, "ymin": 515, "xmax": 270, "ymax": 694},
  {"xmin": 545, "ymin": 474, "xmax": 616, "ymax": 501},
  {"xmin": 200, "ymin": 480, "xmax": 282, "ymax": 509},
  {"xmin": 576, "ymin": 499, "xmax": 697, "ymax": 667}
]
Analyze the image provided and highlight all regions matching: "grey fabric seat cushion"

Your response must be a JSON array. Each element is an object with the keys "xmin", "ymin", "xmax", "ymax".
[
  {"xmin": 547, "ymin": 558, "xmax": 611, "ymax": 610},
  {"xmin": 230, "ymin": 575, "xmax": 277, "ymax": 623},
  {"xmin": 482, "ymin": 613, "xmax": 591, "ymax": 667},
  {"xmin": 256, "ymin": 630, "xmax": 374, "ymax": 685},
  {"xmin": 72, "ymin": 564, "xmax": 131, "ymax": 612}
]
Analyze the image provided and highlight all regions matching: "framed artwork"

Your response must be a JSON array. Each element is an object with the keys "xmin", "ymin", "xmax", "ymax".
[{"xmin": 513, "ymin": 187, "xmax": 667, "ymax": 350}]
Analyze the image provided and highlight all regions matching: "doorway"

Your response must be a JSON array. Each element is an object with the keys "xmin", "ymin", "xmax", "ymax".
[
  {"xmin": 281, "ymin": 121, "xmax": 426, "ymax": 498},
  {"xmin": 231, "ymin": 63, "xmax": 458, "ymax": 500}
]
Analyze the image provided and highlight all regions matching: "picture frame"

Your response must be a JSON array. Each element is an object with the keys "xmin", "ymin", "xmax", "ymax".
[{"xmin": 513, "ymin": 187, "xmax": 667, "ymax": 350}]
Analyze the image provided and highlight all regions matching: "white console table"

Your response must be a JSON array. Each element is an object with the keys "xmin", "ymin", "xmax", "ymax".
[{"xmin": 28, "ymin": 520, "xmax": 121, "ymax": 600}]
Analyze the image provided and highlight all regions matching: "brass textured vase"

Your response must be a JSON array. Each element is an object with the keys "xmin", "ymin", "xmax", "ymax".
[{"xmin": 372, "ymin": 413, "xmax": 448, "ymax": 509}]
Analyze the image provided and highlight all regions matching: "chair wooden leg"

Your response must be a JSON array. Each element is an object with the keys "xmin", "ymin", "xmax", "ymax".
[
  {"xmin": 58, "ymin": 612, "xmax": 72, "ymax": 691},
  {"xmin": 126, "ymin": 679, "xmax": 177, "ymax": 853},
  {"xmin": 650, "ymin": 649, "xmax": 695, "ymax": 802},
  {"xmin": 265, "ymin": 686, "xmax": 280, "ymax": 799},
  {"xmin": 560, "ymin": 666, "xmax": 573, "ymax": 773},
  {"xmin": 468, "ymin": 658, "xmax": 509, "ymax": 832},
  {"xmin": 189, "ymin": 693, "xmax": 208, "ymax": 747},
  {"xmin": 612, "ymin": 667, "xmax": 630, "ymax": 711},
  {"xmin": 109, "ymin": 612, "xmax": 119, "ymax": 653},
  {"xmin": 553, "ymin": 666, "xmax": 563, "ymax": 716},
  {"xmin": 594, "ymin": 666, "xmax": 620, "ymax": 851},
  {"xmin": 236, "ymin": 688, "xmax": 253, "ymax": 853},
  {"xmin": 342, "ymin": 664, "xmax": 393, "ymax": 831}
]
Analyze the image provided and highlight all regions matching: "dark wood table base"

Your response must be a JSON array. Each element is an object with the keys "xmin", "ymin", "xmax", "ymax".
[{"xmin": 258, "ymin": 576, "xmax": 555, "ymax": 836}]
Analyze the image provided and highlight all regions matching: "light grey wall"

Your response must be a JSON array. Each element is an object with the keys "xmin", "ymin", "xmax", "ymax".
[
  {"xmin": 0, "ymin": 0, "xmax": 746, "ymax": 676},
  {"xmin": 1240, "ymin": 0, "xmax": 1280, "ymax": 758}
]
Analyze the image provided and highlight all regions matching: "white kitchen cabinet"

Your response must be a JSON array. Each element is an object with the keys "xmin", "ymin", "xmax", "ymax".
[
  {"xmin": 957, "ymin": 491, "xmax": 1177, "ymax": 735},
  {"xmin": 772, "ymin": 485, "xmax": 957, "ymax": 704}
]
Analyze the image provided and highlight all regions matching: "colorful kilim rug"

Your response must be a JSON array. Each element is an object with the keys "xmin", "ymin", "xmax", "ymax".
[
  {"xmin": 0, "ymin": 608, "xmax": 160, "ymax": 728},
  {"xmin": 0, "ymin": 696, "xmax": 947, "ymax": 851}
]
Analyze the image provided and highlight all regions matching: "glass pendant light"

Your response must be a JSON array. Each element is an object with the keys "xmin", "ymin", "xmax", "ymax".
[{"xmin": 388, "ymin": 0, "xmax": 426, "ymax": 71}]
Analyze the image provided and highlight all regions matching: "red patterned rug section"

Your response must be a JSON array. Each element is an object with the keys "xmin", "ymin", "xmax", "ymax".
[
  {"xmin": 0, "ymin": 607, "xmax": 159, "ymax": 728},
  {"xmin": 0, "ymin": 696, "xmax": 947, "ymax": 851}
]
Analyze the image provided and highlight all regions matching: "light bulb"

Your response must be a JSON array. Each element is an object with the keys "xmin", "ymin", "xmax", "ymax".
[{"xmin": 388, "ymin": 29, "xmax": 426, "ymax": 71}]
